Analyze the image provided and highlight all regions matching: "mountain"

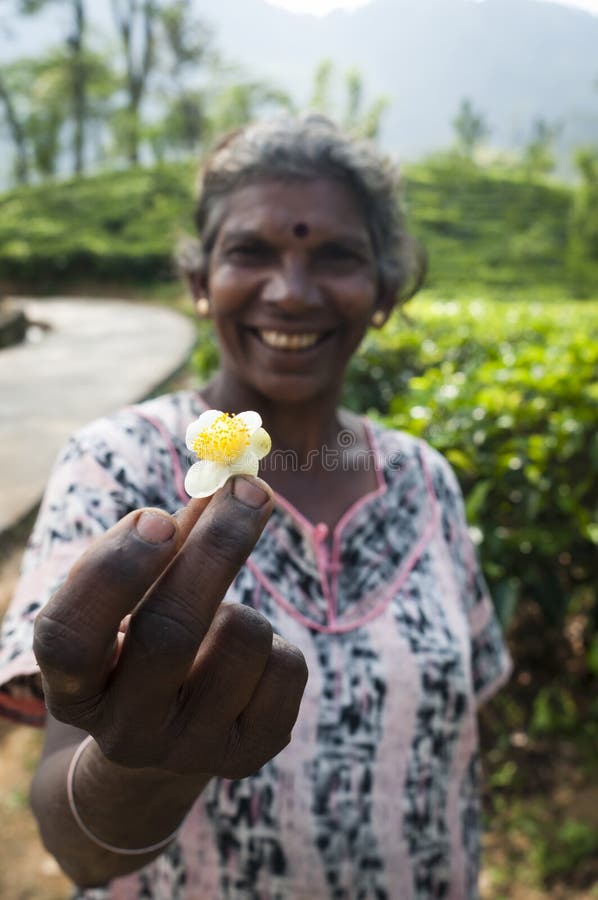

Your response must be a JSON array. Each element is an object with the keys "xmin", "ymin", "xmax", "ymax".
[
  {"xmin": 0, "ymin": 0, "xmax": 596, "ymax": 182},
  {"xmin": 193, "ymin": 0, "xmax": 598, "ymax": 168}
]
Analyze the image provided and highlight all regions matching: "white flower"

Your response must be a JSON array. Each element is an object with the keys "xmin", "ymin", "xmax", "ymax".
[{"xmin": 184, "ymin": 409, "xmax": 271, "ymax": 498}]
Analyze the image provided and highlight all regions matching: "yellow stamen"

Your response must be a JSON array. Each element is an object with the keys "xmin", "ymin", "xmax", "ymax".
[{"xmin": 191, "ymin": 413, "xmax": 251, "ymax": 463}]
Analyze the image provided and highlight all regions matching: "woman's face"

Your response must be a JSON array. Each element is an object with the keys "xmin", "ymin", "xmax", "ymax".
[{"xmin": 204, "ymin": 178, "xmax": 386, "ymax": 406}]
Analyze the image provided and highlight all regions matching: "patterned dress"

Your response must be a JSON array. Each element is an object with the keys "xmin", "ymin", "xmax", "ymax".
[{"xmin": 0, "ymin": 390, "xmax": 511, "ymax": 900}]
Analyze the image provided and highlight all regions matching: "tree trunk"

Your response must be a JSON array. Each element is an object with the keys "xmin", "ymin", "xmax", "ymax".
[
  {"xmin": 70, "ymin": 0, "xmax": 87, "ymax": 175},
  {"xmin": 0, "ymin": 73, "xmax": 29, "ymax": 184},
  {"xmin": 112, "ymin": 0, "xmax": 156, "ymax": 166}
]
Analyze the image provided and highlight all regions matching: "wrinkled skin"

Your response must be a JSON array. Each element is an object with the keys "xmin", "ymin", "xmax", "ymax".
[{"xmin": 33, "ymin": 480, "xmax": 307, "ymax": 781}]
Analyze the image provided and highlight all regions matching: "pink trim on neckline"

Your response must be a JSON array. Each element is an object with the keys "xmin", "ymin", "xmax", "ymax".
[
  {"xmin": 263, "ymin": 415, "xmax": 389, "ymax": 628},
  {"xmin": 247, "ymin": 446, "xmax": 440, "ymax": 634},
  {"xmin": 129, "ymin": 409, "xmax": 189, "ymax": 504},
  {"xmin": 193, "ymin": 388, "xmax": 388, "ymax": 536},
  {"xmin": 272, "ymin": 417, "xmax": 388, "ymax": 533},
  {"xmin": 130, "ymin": 394, "xmax": 439, "ymax": 634}
]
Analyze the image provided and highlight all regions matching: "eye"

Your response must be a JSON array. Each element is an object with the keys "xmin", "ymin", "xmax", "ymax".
[
  {"xmin": 225, "ymin": 240, "xmax": 273, "ymax": 264},
  {"xmin": 313, "ymin": 243, "xmax": 365, "ymax": 269}
]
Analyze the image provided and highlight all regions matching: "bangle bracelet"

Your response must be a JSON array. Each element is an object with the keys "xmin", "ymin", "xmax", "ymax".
[{"xmin": 66, "ymin": 735, "xmax": 180, "ymax": 856}]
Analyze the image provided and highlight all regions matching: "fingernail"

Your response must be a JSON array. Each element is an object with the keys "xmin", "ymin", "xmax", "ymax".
[
  {"xmin": 136, "ymin": 511, "xmax": 176, "ymax": 543},
  {"xmin": 232, "ymin": 476, "xmax": 269, "ymax": 509}
]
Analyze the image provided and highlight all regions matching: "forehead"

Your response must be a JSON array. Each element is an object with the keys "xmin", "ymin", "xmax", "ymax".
[{"xmin": 215, "ymin": 178, "xmax": 370, "ymax": 241}]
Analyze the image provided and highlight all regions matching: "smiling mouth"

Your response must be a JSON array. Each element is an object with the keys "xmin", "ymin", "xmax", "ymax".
[{"xmin": 248, "ymin": 327, "xmax": 334, "ymax": 351}]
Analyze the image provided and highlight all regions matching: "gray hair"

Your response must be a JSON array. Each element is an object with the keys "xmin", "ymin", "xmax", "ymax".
[{"xmin": 178, "ymin": 116, "xmax": 426, "ymax": 301}]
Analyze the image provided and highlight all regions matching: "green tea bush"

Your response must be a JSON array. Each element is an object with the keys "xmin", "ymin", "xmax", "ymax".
[
  {"xmin": 403, "ymin": 161, "xmax": 574, "ymax": 293},
  {"xmin": 0, "ymin": 163, "xmax": 195, "ymax": 288},
  {"xmin": 343, "ymin": 294, "xmax": 598, "ymax": 626},
  {"xmin": 191, "ymin": 295, "xmax": 597, "ymax": 626},
  {"xmin": 2, "ymin": 158, "xmax": 596, "ymax": 293}
]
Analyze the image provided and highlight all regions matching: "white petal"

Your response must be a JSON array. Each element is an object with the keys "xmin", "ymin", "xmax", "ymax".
[
  {"xmin": 185, "ymin": 410, "xmax": 222, "ymax": 450},
  {"xmin": 184, "ymin": 460, "xmax": 230, "ymax": 498},
  {"xmin": 235, "ymin": 410, "xmax": 262, "ymax": 433},
  {"xmin": 249, "ymin": 427, "xmax": 272, "ymax": 460},
  {"xmin": 229, "ymin": 452, "xmax": 259, "ymax": 478}
]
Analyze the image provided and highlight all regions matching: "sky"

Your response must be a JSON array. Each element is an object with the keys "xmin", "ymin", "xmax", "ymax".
[
  {"xmin": 265, "ymin": 0, "xmax": 372, "ymax": 13},
  {"xmin": 265, "ymin": 0, "xmax": 598, "ymax": 14}
]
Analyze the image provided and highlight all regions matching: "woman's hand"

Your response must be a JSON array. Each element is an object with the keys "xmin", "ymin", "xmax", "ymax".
[{"xmin": 33, "ymin": 476, "xmax": 308, "ymax": 780}]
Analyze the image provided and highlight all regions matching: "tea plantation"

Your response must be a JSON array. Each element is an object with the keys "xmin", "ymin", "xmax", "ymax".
[
  {"xmin": 2, "ymin": 157, "xmax": 598, "ymax": 896},
  {"xmin": 1, "ymin": 159, "xmax": 596, "ymax": 630}
]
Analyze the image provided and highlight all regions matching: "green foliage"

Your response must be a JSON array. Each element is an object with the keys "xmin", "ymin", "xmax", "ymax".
[
  {"xmin": 0, "ymin": 47, "xmax": 118, "ymax": 180},
  {"xmin": 3, "ymin": 156, "xmax": 595, "ymax": 293},
  {"xmin": 452, "ymin": 97, "xmax": 490, "ymax": 158},
  {"xmin": 307, "ymin": 59, "xmax": 390, "ymax": 141},
  {"xmin": 191, "ymin": 320, "xmax": 220, "ymax": 380},
  {"xmin": 530, "ymin": 685, "xmax": 579, "ymax": 736},
  {"xmin": 342, "ymin": 295, "xmax": 598, "ymax": 626},
  {"xmin": 521, "ymin": 117, "xmax": 561, "ymax": 179},
  {"xmin": 486, "ymin": 799, "xmax": 598, "ymax": 889},
  {"xmin": 201, "ymin": 78, "xmax": 293, "ymax": 145},
  {"xmin": 536, "ymin": 819, "xmax": 598, "ymax": 880},
  {"xmin": 0, "ymin": 163, "xmax": 195, "ymax": 287},
  {"xmin": 190, "ymin": 292, "xmax": 598, "ymax": 628},
  {"xmin": 0, "ymin": 158, "xmax": 595, "ymax": 635},
  {"xmin": 569, "ymin": 146, "xmax": 598, "ymax": 276},
  {"xmin": 404, "ymin": 158, "xmax": 577, "ymax": 292}
]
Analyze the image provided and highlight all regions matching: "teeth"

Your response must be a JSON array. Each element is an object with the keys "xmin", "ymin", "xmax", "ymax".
[{"xmin": 259, "ymin": 330, "xmax": 321, "ymax": 350}]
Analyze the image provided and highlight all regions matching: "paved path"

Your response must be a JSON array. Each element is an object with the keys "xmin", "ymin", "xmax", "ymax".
[{"xmin": 0, "ymin": 298, "xmax": 197, "ymax": 537}]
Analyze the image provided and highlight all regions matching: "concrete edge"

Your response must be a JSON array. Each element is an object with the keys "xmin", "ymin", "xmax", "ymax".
[{"xmin": 0, "ymin": 347, "xmax": 198, "ymax": 554}]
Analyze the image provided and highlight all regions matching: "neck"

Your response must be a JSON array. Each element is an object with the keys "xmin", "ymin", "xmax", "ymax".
[{"xmin": 200, "ymin": 372, "xmax": 345, "ymax": 461}]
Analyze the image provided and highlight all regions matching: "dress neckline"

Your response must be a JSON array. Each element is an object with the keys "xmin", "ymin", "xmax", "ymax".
[{"xmin": 192, "ymin": 389, "xmax": 388, "ymax": 539}]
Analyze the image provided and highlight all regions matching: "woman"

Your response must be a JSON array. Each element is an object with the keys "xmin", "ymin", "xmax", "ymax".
[{"xmin": 0, "ymin": 118, "xmax": 511, "ymax": 899}]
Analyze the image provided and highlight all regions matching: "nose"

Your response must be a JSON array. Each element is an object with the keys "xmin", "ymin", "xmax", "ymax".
[{"xmin": 261, "ymin": 256, "xmax": 321, "ymax": 313}]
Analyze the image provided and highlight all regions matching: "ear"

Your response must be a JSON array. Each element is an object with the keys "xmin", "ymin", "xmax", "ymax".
[
  {"xmin": 372, "ymin": 274, "xmax": 401, "ymax": 324},
  {"xmin": 187, "ymin": 267, "xmax": 208, "ymax": 302}
]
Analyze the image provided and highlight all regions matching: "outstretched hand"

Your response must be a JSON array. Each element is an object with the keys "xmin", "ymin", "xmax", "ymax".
[{"xmin": 33, "ymin": 476, "xmax": 308, "ymax": 780}]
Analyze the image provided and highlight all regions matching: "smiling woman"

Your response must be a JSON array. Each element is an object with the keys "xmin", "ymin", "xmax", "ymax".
[
  {"xmin": 0, "ymin": 116, "xmax": 511, "ymax": 900},
  {"xmin": 199, "ymin": 178, "xmax": 381, "ymax": 406}
]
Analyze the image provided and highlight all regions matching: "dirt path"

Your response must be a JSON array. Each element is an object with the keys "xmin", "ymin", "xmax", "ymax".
[{"xmin": 0, "ymin": 543, "xmax": 72, "ymax": 899}]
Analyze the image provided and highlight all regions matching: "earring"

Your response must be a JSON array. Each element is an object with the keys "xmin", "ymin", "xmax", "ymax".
[
  {"xmin": 196, "ymin": 297, "xmax": 210, "ymax": 317},
  {"xmin": 371, "ymin": 310, "xmax": 386, "ymax": 327}
]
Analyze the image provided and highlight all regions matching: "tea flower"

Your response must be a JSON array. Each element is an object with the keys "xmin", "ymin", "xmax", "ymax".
[{"xmin": 185, "ymin": 410, "xmax": 271, "ymax": 498}]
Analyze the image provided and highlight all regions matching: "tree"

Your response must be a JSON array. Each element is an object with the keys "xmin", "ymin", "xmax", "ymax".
[
  {"xmin": 0, "ymin": 10, "xmax": 30, "ymax": 183},
  {"xmin": 308, "ymin": 60, "xmax": 390, "ymax": 142},
  {"xmin": 23, "ymin": 55, "xmax": 67, "ymax": 177},
  {"xmin": 309, "ymin": 59, "xmax": 334, "ymax": 117},
  {"xmin": 342, "ymin": 67, "xmax": 389, "ymax": 141},
  {"xmin": 110, "ymin": 0, "xmax": 157, "ymax": 164},
  {"xmin": 158, "ymin": 0, "xmax": 213, "ymax": 82},
  {"xmin": 0, "ymin": 66, "xmax": 30, "ymax": 183},
  {"xmin": 202, "ymin": 78, "xmax": 293, "ymax": 145},
  {"xmin": 522, "ymin": 118, "xmax": 561, "ymax": 179},
  {"xmin": 452, "ymin": 98, "xmax": 490, "ymax": 159},
  {"xmin": 569, "ymin": 146, "xmax": 598, "ymax": 270},
  {"xmin": 0, "ymin": 43, "xmax": 115, "ymax": 183},
  {"xmin": 18, "ymin": 0, "xmax": 90, "ymax": 174},
  {"xmin": 146, "ymin": 0, "xmax": 214, "ymax": 160},
  {"xmin": 109, "ymin": 0, "xmax": 217, "ymax": 164},
  {"xmin": 0, "ymin": 52, "xmax": 76, "ymax": 180}
]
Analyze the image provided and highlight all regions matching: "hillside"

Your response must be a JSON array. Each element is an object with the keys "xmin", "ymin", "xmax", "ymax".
[
  {"xmin": 1, "ymin": 0, "xmax": 597, "ymax": 184},
  {"xmin": 193, "ymin": 0, "xmax": 598, "ymax": 166},
  {"xmin": 0, "ymin": 160, "xmax": 589, "ymax": 295}
]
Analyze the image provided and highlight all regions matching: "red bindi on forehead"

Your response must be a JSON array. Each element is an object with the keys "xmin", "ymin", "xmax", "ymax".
[{"xmin": 293, "ymin": 222, "xmax": 309, "ymax": 239}]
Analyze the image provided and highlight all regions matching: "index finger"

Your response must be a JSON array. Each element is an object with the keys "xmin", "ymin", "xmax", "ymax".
[
  {"xmin": 33, "ymin": 497, "xmax": 211, "ymax": 717},
  {"xmin": 112, "ymin": 476, "xmax": 274, "ymax": 705}
]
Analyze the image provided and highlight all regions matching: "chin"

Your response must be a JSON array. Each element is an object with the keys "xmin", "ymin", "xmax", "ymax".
[{"xmin": 251, "ymin": 372, "xmax": 339, "ymax": 407}]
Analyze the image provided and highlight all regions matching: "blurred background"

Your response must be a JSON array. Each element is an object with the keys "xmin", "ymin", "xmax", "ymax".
[{"xmin": 0, "ymin": 0, "xmax": 597, "ymax": 897}]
